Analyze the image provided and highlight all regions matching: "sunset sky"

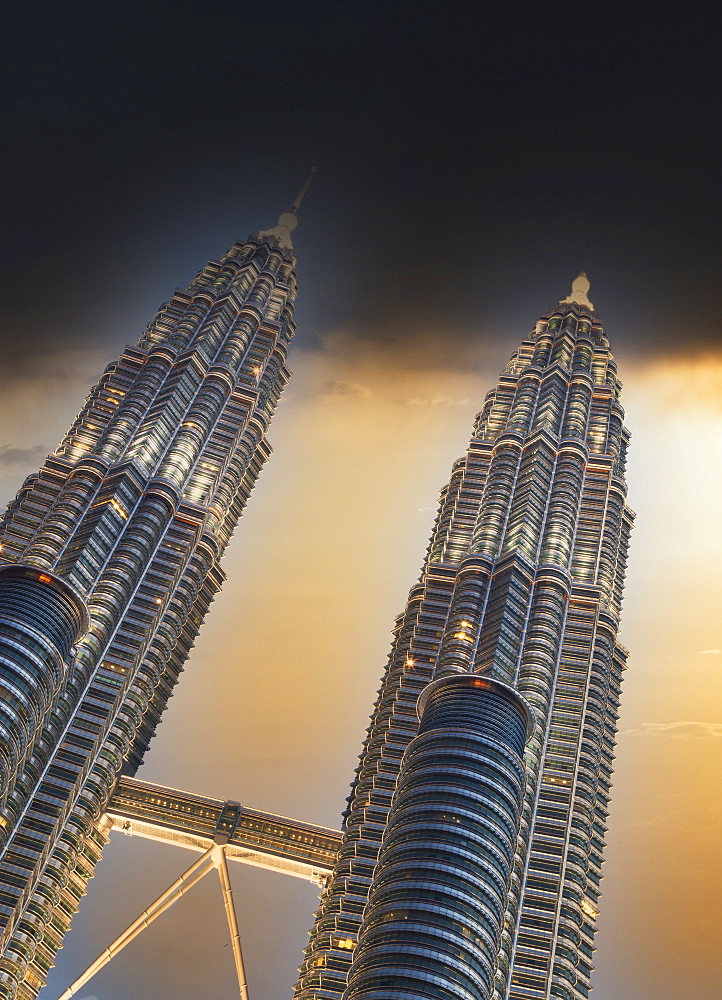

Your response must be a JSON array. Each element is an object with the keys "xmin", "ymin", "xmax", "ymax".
[{"xmin": 2, "ymin": 3, "xmax": 721, "ymax": 999}]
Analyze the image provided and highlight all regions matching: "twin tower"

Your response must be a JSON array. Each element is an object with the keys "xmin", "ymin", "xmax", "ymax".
[{"xmin": 0, "ymin": 188, "xmax": 632, "ymax": 1000}]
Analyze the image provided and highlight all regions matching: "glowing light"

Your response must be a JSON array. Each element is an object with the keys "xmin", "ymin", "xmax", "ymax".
[{"xmin": 109, "ymin": 498, "xmax": 128, "ymax": 519}]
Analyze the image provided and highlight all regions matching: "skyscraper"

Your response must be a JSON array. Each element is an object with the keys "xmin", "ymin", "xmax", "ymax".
[
  {"xmin": 295, "ymin": 274, "xmax": 633, "ymax": 1000},
  {"xmin": 0, "ymin": 178, "xmax": 315, "ymax": 999}
]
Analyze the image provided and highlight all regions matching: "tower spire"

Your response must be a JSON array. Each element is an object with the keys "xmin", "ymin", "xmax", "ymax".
[
  {"xmin": 260, "ymin": 167, "xmax": 318, "ymax": 250},
  {"xmin": 291, "ymin": 166, "xmax": 318, "ymax": 213}
]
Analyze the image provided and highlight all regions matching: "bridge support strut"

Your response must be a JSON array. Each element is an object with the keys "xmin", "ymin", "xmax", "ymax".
[{"xmin": 55, "ymin": 842, "xmax": 249, "ymax": 1000}]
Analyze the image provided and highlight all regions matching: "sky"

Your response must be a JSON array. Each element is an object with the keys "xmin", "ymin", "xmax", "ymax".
[{"xmin": 1, "ymin": 2, "xmax": 721, "ymax": 998}]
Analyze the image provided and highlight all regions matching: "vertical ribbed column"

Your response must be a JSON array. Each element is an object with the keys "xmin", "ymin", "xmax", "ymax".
[
  {"xmin": 92, "ymin": 349, "xmax": 176, "ymax": 467},
  {"xmin": 21, "ymin": 457, "xmax": 110, "ymax": 569},
  {"xmin": 344, "ymin": 675, "xmax": 532, "ymax": 1000},
  {"xmin": 435, "ymin": 555, "xmax": 494, "ymax": 677},
  {"xmin": 0, "ymin": 567, "xmax": 87, "ymax": 804}
]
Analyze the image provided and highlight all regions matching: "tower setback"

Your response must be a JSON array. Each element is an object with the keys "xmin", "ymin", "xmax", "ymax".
[
  {"xmin": 295, "ymin": 274, "xmax": 633, "ymax": 1000},
  {"xmin": 0, "ymin": 195, "xmax": 308, "ymax": 998}
]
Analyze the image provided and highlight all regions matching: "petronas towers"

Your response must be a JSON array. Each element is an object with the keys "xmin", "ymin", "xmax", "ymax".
[{"xmin": 0, "ymin": 187, "xmax": 632, "ymax": 1000}]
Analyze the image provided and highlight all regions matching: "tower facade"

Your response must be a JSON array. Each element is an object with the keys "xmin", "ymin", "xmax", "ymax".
[
  {"xmin": 0, "ymin": 191, "xmax": 310, "ymax": 998},
  {"xmin": 295, "ymin": 275, "xmax": 633, "ymax": 1000}
]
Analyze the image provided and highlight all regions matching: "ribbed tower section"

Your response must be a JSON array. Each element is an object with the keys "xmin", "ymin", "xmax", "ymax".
[
  {"xmin": 0, "ymin": 193, "xmax": 308, "ymax": 997},
  {"xmin": 344, "ymin": 675, "xmax": 533, "ymax": 1000},
  {"xmin": 294, "ymin": 275, "xmax": 633, "ymax": 1000}
]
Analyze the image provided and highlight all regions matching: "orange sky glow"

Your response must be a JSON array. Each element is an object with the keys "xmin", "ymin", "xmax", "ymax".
[{"xmin": 1, "ymin": 322, "xmax": 720, "ymax": 1000}]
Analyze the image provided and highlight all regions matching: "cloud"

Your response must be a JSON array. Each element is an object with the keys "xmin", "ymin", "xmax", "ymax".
[
  {"xmin": 322, "ymin": 379, "xmax": 371, "ymax": 399},
  {"xmin": 698, "ymin": 648, "xmax": 721, "ymax": 655},
  {"xmin": 308, "ymin": 322, "xmax": 506, "ymax": 376},
  {"xmin": 631, "ymin": 810, "xmax": 681, "ymax": 829},
  {"xmin": 630, "ymin": 792, "xmax": 722, "ymax": 829},
  {"xmin": 0, "ymin": 344, "xmax": 115, "ymax": 390},
  {"xmin": 624, "ymin": 721, "xmax": 722, "ymax": 739},
  {"xmin": 404, "ymin": 395, "xmax": 471, "ymax": 408},
  {"xmin": 0, "ymin": 444, "xmax": 47, "ymax": 469}
]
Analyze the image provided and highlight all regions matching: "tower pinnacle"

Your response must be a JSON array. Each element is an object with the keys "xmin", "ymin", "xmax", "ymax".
[
  {"xmin": 291, "ymin": 166, "xmax": 318, "ymax": 213},
  {"xmin": 563, "ymin": 270, "xmax": 594, "ymax": 309},
  {"xmin": 260, "ymin": 167, "xmax": 318, "ymax": 249}
]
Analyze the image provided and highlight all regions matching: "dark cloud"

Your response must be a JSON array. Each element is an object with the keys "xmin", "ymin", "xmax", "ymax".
[
  {"xmin": 322, "ymin": 379, "xmax": 372, "ymax": 399},
  {"xmin": 2, "ymin": 3, "xmax": 722, "ymax": 375},
  {"xmin": 0, "ymin": 444, "xmax": 47, "ymax": 469},
  {"xmin": 3, "ymin": 6, "xmax": 722, "ymax": 1000}
]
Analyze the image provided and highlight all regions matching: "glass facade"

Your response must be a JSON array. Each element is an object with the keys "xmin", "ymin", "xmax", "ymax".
[
  {"xmin": 0, "ymin": 213, "xmax": 302, "ymax": 997},
  {"xmin": 0, "ymin": 567, "xmax": 88, "ymax": 805},
  {"xmin": 295, "ymin": 277, "xmax": 633, "ymax": 1000},
  {"xmin": 344, "ymin": 675, "xmax": 532, "ymax": 1000}
]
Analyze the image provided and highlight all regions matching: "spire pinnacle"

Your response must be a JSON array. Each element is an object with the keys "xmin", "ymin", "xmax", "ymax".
[
  {"xmin": 259, "ymin": 168, "xmax": 318, "ymax": 250},
  {"xmin": 291, "ymin": 166, "xmax": 318, "ymax": 213},
  {"xmin": 562, "ymin": 271, "xmax": 594, "ymax": 310}
]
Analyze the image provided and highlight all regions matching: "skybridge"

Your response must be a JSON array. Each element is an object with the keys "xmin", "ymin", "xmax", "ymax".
[
  {"xmin": 107, "ymin": 775, "xmax": 341, "ymax": 884},
  {"xmin": 53, "ymin": 777, "xmax": 342, "ymax": 1000}
]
